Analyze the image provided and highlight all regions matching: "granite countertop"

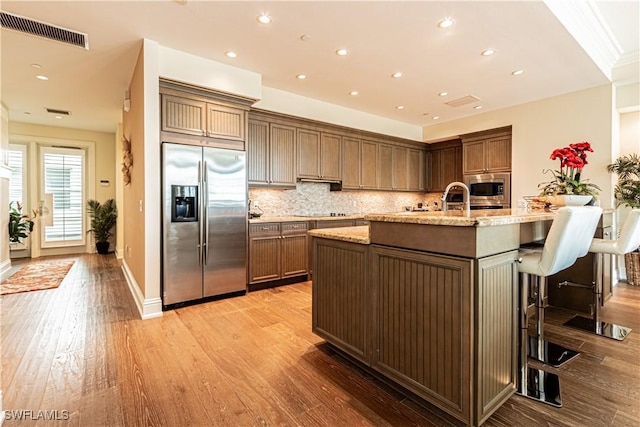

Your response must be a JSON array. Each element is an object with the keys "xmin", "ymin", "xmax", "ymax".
[
  {"xmin": 364, "ymin": 208, "xmax": 560, "ymax": 227},
  {"xmin": 249, "ymin": 214, "xmax": 365, "ymax": 223},
  {"xmin": 307, "ymin": 226, "xmax": 370, "ymax": 244}
]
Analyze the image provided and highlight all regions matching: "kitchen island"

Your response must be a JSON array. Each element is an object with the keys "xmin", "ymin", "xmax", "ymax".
[{"xmin": 309, "ymin": 209, "xmax": 556, "ymax": 426}]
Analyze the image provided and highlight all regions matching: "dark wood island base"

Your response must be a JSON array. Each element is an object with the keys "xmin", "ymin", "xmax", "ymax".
[{"xmin": 309, "ymin": 210, "xmax": 558, "ymax": 426}]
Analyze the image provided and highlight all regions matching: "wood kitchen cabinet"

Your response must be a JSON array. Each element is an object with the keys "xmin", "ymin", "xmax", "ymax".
[
  {"xmin": 462, "ymin": 129, "xmax": 511, "ymax": 174},
  {"xmin": 249, "ymin": 222, "xmax": 308, "ymax": 284},
  {"xmin": 342, "ymin": 137, "xmax": 379, "ymax": 189},
  {"xmin": 162, "ymin": 94, "xmax": 245, "ymax": 141},
  {"xmin": 427, "ymin": 140, "xmax": 462, "ymax": 192},
  {"xmin": 392, "ymin": 147, "xmax": 408, "ymax": 190},
  {"xmin": 297, "ymin": 129, "xmax": 341, "ymax": 181},
  {"xmin": 247, "ymin": 119, "xmax": 297, "ymax": 187},
  {"xmin": 407, "ymin": 148, "xmax": 426, "ymax": 191},
  {"xmin": 378, "ymin": 144, "xmax": 394, "ymax": 190}
]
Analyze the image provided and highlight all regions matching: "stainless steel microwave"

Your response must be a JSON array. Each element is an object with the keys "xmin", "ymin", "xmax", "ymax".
[{"xmin": 464, "ymin": 173, "xmax": 511, "ymax": 208}]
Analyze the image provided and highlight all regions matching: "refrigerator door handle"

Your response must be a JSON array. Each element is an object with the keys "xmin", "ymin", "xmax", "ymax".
[
  {"xmin": 197, "ymin": 160, "xmax": 203, "ymax": 266},
  {"xmin": 203, "ymin": 160, "xmax": 209, "ymax": 265}
]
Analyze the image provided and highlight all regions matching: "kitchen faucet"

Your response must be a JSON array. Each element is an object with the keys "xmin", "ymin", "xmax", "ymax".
[{"xmin": 442, "ymin": 181, "xmax": 470, "ymax": 215}]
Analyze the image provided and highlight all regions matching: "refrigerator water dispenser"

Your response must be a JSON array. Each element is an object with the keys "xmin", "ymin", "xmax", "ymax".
[{"xmin": 172, "ymin": 185, "xmax": 198, "ymax": 222}]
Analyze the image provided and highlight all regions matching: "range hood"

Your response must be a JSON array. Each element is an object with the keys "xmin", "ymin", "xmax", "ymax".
[{"xmin": 297, "ymin": 177, "xmax": 342, "ymax": 191}]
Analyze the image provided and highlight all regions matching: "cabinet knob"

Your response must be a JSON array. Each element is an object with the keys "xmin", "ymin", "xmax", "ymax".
[{"xmin": 261, "ymin": 227, "xmax": 269, "ymax": 230}]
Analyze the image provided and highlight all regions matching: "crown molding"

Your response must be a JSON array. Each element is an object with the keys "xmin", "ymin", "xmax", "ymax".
[{"xmin": 544, "ymin": 0, "xmax": 623, "ymax": 81}]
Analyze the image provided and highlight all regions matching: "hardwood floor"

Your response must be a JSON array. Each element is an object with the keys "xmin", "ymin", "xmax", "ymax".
[{"xmin": 1, "ymin": 254, "xmax": 639, "ymax": 426}]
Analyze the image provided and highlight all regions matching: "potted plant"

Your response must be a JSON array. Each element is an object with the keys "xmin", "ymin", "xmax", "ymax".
[
  {"xmin": 538, "ymin": 141, "xmax": 601, "ymax": 206},
  {"xmin": 607, "ymin": 153, "xmax": 640, "ymax": 285},
  {"xmin": 86, "ymin": 198, "xmax": 117, "ymax": 254},
  {"xmin": 8, "ymin": 201, "xmax": 37, "ymax": 246}
]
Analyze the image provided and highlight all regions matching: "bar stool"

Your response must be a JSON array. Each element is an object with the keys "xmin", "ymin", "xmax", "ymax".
[
  {"xmin": 517, "ymin": 206, "xmax": 602, "ymax": 407},
  {"xmin": 564, "ymin": 209, "xmax": 640, "ymax": 340}
]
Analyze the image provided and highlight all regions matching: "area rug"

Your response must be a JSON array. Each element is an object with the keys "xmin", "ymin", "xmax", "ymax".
[{"xmin": 1, "ymin": 260, "xmax": 75, "ymax": 296}]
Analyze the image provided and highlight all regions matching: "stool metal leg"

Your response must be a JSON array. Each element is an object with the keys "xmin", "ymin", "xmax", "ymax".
[
  {"xmin": 517, "ymin": 273, "xmax": 562, "ymax": 407},
  {"xmin": 528, "ymin": 275, "xmax": 580, "ymax": 367},
  {"xmin": 564, "ymin": 253, "xmax": 632, "ymax": 341}
]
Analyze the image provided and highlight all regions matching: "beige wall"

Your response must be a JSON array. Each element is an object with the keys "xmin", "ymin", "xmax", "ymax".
[
  {"xmin": 620, "ymin": 111, "xmax": 640, "ymax": 156},
  {"xmin": 1, "ymin": 104, "xmax": 11, "ymax": 279},
  {"xmin": 122, "ymin": 42, "xmax": 147, "ymax": 297},
  {"xmin": 422, "ymin": 84, "xmax": 616, "ymax": 208}
]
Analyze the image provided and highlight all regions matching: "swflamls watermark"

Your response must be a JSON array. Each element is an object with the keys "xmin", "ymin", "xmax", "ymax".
[{"xmin": 4, "ymin": 409, "xmax": 70, "ymax": 421}]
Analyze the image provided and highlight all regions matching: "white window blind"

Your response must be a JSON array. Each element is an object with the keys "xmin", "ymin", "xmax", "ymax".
[
  {"xmin": 41, "ymin": 147, "xmax": 85, "ymax": 247},
  {"xmin": 8, "ymin": 145, "xmax": 26, "ymax": 205}
]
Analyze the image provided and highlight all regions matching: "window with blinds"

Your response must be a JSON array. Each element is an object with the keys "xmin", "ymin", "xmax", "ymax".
[
  {"xmin": 41, "ymin": 147, "xmax": 85, "ymax": 247},
  {"xmin": 8, "ymin": 145, "xmax": 26, "ymax": 205}
]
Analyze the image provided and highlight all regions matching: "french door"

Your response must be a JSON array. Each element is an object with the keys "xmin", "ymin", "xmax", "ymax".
[{"xmin": 40, "ymin": 146, "xmax": 86, "ymax": 248}]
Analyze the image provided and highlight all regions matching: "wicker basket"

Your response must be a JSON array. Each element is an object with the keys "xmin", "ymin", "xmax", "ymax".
[{"xmin": 625, "ymin": 251, "xmax": 640, "ymax": 286}]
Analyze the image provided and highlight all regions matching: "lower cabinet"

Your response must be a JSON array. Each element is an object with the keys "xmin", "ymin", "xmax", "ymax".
[
  {"xmin": 249, "ymin": 222, "xmax": 309, "ymax": 284},
  {"xmin": 312, "ymin": 239, "xmax": 518, "ymax": 426}
]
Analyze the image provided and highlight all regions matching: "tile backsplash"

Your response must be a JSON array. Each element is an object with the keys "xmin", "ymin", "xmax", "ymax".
[{"xmin": 249, "ymin": 182, "xmax": 443, "ymax": 217}]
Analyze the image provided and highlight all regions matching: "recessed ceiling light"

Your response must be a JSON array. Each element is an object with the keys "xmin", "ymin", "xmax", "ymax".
[
  {"xmin": 512, "ymin": 69, "xmax": 525, "ymax": 76},
  {"xmin": 257, "ymin": 14, "xmax": 272, "ymax": 24},
  {"xmin": 296, "ymin": 74, "xmax": 306, "ymax": 80},
  {"xmin": 225, "ymin": 51, "xmax": 237, "ymax": 58},
  {"xmin": 36, "ymin": 75, "xmax": 48, "ymax": 80},
  {"xmin": 474, "ymin": 105, "xmax": 483, "ymax": 110},
  {"xmin": 31, "ymin": 63, "xmax": 42, "ymax": 69},
  {"xmin": 349, "ymin": 91, "xmax": 358, "ymax": 96},
  {"xmin": 24, "ymin": 111, "xmax": 31, "ymax": 115},
  {"xmin": 396, "ymin": 105, "xmax": 405, "ymax": 110},
  {"xmin": 391, "ymin": 72, "xmax": 403, "ymax": 78},
  {"xmin": 437, "ymin": 18, "xmax": 454, "ymax": 28},
  {"xmin": 438, "ymin": 92, "xmax": 448, "ymax": 97},
  {"xmin": 336, "ymin": 48, "xmax": 348, "ymax": 56},
  {"xmin": 433, "ymin": 116, "xmax": 440, "ymax": 120},
  {"xmin": 300, "ymin": 34, "xmax": 312, "ymax": 42},
  {"xmin": 481, "ymin": 49, "xmax": 496, "ymax": 56}
]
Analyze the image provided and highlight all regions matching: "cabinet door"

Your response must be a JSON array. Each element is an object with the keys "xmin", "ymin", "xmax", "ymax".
[
  {"xmin": 463, "ymin": 140, "xmax": 486, "ymax": 174},
  {"xmin": 297, "ymin": 129, "xmax": 321, "ymax": 178},
  {"xmin": 320, "ymin": 133, "xmax": 342, "ymax": 180},
  {"xmin": 407, "ymin": 149, "xmax": 425, "ymax": 191},
  {"xmin": 161, "ymin": 95, "xmax": 206, "ymax": 136},
  {"xmin": 441, "ymin": 146, "xmax": 462, "ymax": 188},
  {"xmin": 361, "ymin": 140, "xmax": 379, "ymax": 189},
  {"xmin": 249, "ymin": 236, "xmax": 281, "ymax": 283},
  {"xmin": 247, "ymin": 119, "xmax": 269, "ymax": 185},
  {"xmin": 392, "ymin": 147, "xmax": 408, "ymax": 190},
  {"xmin": 342, "ymin": 137, "xmax": 361, "ymax": 189},
  {"xmin": 205, "ymin": 103, "xmax": 245, "ymax": 141},
  {"xmin": 378, "ymin": 144, "xmax": 394, "ymax": 190},
  {"xmin": 484, "ymin": 136, "xmax": 512, "ymax": 172},
  {"xmin": 427, "ymin": 150, "xmax": 441, "ymax": 191},
  {"xmin": 270, "ymin": 124, "xmax": 297, "ymax": 186},
  {"xmin": 282, "ymin": 235, "xmax": 308, "ymax": 277}
]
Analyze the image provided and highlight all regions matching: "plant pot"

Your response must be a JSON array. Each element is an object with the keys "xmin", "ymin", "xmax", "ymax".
[
  {"xmin": 546, "ymin": 195, "xmax": 592, "ymax": 207},
  {"xmin": 96, "ymin": 241, "xmax": 110, "ymax": 254}
]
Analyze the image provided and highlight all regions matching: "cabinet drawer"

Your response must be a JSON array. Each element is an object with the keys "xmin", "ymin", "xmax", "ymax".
[
  {"xmin": 282, "ymin": 222, "xmax": 309, "ymax": 235},
  {"xmin": 314, "ymin": 219, "xmax": 355, "ymax": 229},
  {"xmin": 249, "ymin": 223, "xmax": 281, "ymax": 236}
]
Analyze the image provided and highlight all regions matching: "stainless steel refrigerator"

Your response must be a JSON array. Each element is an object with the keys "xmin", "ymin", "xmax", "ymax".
[{"xmin": 162, "ymin": 142, "xmax": 247, "ymax": 307}]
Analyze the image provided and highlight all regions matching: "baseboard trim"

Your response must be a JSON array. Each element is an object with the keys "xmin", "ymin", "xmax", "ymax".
[
  {"xmin": 121, "ymin": 261, "xmax": 163, "ymax": 320},
  {"xmin": 0, "ymin": 259, "xmax": 12, "ymax": 282}
]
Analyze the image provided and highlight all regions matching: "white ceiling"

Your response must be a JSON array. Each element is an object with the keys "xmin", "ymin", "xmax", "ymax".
[{"xmin": 1, "ymin": 1, "xmax": 638, "ymax": 135}]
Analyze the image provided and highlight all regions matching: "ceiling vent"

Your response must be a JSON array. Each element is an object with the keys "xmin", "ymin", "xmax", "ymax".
[
  {"xmin": 0, "ymin": 11, "xmax": 89, "ymax": 50},
  {"xmin": 46, "ymin": 108, "xmax": 71, "ymax": 116},
  {"xmin": 445, "ymin": 95, "xmax": 481, "ymax": 108}
]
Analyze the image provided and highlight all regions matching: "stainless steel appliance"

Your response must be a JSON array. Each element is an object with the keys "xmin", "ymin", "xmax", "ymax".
[
  {"xmin": 162, "ymin": 143, "xmax": 247, "ymax": 307},
  {"xmin": 464, "ymin": 172, "xmax": 511, "ymax": 209}
]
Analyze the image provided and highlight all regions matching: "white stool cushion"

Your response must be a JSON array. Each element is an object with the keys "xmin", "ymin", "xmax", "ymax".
[
  {"xmin": 518, "ymin": 206, "xmax": 602, "ymax": 277},
  {"xmin": 590, "ymin": 209, "xmax": 640, "ymax": 255}
]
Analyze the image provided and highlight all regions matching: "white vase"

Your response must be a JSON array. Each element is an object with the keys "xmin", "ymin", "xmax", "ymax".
[{"xmin": 547, "ymin": 195, "xmax": 592, "ymax": 206}]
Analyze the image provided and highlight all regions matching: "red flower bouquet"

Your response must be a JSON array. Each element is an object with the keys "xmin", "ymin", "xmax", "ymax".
[{"xmin": 538, "ymin": 142, "xmax": 601, "ymax": 198}]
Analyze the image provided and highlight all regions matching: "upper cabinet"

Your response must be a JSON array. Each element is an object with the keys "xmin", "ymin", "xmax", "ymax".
[
  {"xmin": 407, "ymin": 148, "xmax": 426, "ymax": 191},
  {"xmin": 462, "ymin": 129, "xmax": 511, "ymax": 174},
  {"xmin": 427, "ymin": 141, "xmax": 462, "ymax": 192},
  {"xmin": 162, "ymin": 94, "xmax": 245, "ymax": 141},
  {"xmin": 297, "ymin": 130, "xmax": 341, "ymax": 181},
  {"xmin": 342, "ymin": 137, "xmax": 380, "ymax": 190},
  {"xmin": 247, "ymin": 119, "xmax": 296, "ymax": 187}
]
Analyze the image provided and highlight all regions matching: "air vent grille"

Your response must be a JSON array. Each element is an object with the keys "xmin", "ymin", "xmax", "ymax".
[
  {"xmin": 46, "ymin": 108, "xmax": 71, "ymax": 116},
  {"xmin": 445, "ymin": 95, "xmax": 481, "ymax": 108},
  {"xmin": 0, "ymin": 11, "xmax": 89, "ymax": 49}
]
